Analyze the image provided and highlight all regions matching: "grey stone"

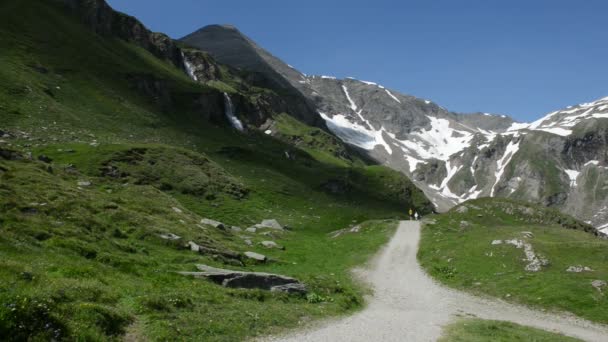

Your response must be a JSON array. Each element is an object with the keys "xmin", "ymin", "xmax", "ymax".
[
  {"xmin": 245, "ymin": 227, "xmax": 257, "ymax": 233},
  {"xmin": 259, "ymin": 219, "xmax": 283, "ymax": 230},
  {"xmin": 159, "ymin": 233, "xmax": 181, "ymax": 240},
  {"xmin": 591, "ymin": 280, "xmax": 606, "ymax": 292},
  {"xmin": 188, "ymin": 241, "xmax": 200, "ymax": 252},
  {"xmin": 230, "ymin": 226, "xmax": 242, "ymax": 232},
  {"xmin": 566, "ymin": 265, "xmax": 593, "ymax": 273},
  {"xmin": 178, "ymin": 264, "xmax": 306, "ymax": 293},
  {"xmin": 172, "ymin": 207, "xmax": 183, "ymax": 213},
  {"xmin": 261, "ymin": 240, "xmax": 283, "ymax": 249},
  {"xmin": 244, "ymin": 251, "xmax": 267, "ymax": 262},
  {"xmin": 77, "ymin": 181, "xmax": 91, "ymax": 187},
  {"xmin": 201, "ymin": 218, "xmax": 225, "ymax": 230}
]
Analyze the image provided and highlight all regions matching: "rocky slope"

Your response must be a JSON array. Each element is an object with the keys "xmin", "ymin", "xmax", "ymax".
[
  {"xmin": 181, "ymin": 25, "xmax": 608, "ymax": 233},
  {"xmin": 180, "ymin": 25, "xmax": 325, "ymax": 128},
  {"xmin": 308, "ymin": 78, "xmax": 608, "ymax": 234}
]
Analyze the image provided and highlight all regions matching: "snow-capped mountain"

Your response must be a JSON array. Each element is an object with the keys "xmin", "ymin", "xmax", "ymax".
[{"xmin": 181, "ymin": 24, "xmax": 608, "ymax": 234}]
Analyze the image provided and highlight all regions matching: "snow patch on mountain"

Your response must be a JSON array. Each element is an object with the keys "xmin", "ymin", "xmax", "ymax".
[
  {"xmin": 509, "ymin": 96, "xmax": 608, "ymax": 137},
  {"xmin": 385, "ymin": 89, "xmax": 401, "ymax": 104},
  {"xmin": 319, "ymin": 112, "xmax": 392, "ymax": 155},
  {"xmin": 490, "ymin": 139, "xmax": 521, "ymax": 196},
  {"xmin": 407, "ymin": 116, "xmax": 474, "ymax": 161}
]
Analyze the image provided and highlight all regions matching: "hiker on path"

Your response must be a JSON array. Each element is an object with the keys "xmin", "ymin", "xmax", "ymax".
[
  {"xmin": 414, "ymin": 211, "xmax": 419, "ymax": 220},
  {"xmin": 408, "ymin": 208, "xmax": 414, "ymax": 220}
]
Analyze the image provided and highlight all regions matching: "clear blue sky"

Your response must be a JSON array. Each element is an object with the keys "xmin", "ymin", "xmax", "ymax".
[{"xmin": 107, "ymin": 0, "xmax": 607, "ymax": 122}]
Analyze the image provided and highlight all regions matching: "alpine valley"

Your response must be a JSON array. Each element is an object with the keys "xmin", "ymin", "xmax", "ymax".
[{"xmin": 183, "ymin": 25, "xmax": 608, "ymax": 235}]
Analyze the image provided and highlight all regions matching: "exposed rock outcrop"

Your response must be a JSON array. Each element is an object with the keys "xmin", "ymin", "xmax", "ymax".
[{"xmin": 178, "ymin": 264, "xmax": 307, "ymax": 294}]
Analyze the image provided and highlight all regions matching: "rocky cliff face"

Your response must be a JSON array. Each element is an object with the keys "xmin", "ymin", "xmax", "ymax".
[
  {"xmin": 311, "ymin": 78, "xmax": 608, "ymax": 233},
  {"xmin": 58, "ymin": 0, "xmax": 185, "ymax": 68},
  {"xmin": 180, "ymin": 25, "xmax": 326, "ymax": 128}
]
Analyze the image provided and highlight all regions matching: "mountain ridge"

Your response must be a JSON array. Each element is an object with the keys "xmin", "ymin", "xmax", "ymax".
[{"xmin": 180, "ymin": 24, "xmax": 608, "ymax": 233}]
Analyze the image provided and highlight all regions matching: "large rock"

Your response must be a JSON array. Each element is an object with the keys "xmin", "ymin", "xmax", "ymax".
[
  {"xmin": 178, "ymin": 264, "xmax": 307, "ymax": 294},
  {"xmin": 258, "ymin": 219, "xmax": 283, "ymax": 230},
  {"xmin": 244, "ymin": 251, "xmax": 267, "ymax": 262},
  {"xmin": 261, "ymin": 240, "xmax": 284, "ymax": 250},
  {"xmin": 201, "ymin": 218, "xmax": 225, "ymax": 230},
  {"xmin": 159, "ymin": 232, "xmax": 181, "ymax": 240}
]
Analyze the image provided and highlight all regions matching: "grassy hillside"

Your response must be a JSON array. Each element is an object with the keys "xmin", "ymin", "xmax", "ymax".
[
  {"xmin": 0, "ymin": 0, "xmax": 432, "ymax": 340},
  {"xmin": 419, "ymin": 198, "xmax": 608, "ymax": 324}
]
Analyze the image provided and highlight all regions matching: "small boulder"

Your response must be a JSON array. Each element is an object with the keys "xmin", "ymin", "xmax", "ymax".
[
  {"xmin": 172, "ymin": 207, "xmax": 183, "ymax": 214},
  {"xmin": 159, "ymin": 233, "xmax": 181, "ymax": 241},
  {"xmin": 244, "ymin": 239, "xmax": 253, "ymax": 246},
  {"xmin": 259, "ymin": 219, "xmax": 283, "ymax": 230},
  {"xmin": 244, "ymin": 251, "xmax": 267, "ymax": 262},
  {"xmin": 77, "ymin": 181, "xmax": 92, "ymax": 187},
  {"xmin": 261, "ymin": 241, "xmax": 284, "ymax": 250},
  {"xmin": 459, "ymin": 221, "xmax": 470, "ymax": 229},
  {"xmin": 245, "ymin": 227, "xmax": 257, "ymax": 233},
  {"xmin": 230, "ymin": 226, "xmax": 242, "ymax": 232},
  {"xmin": 179, "ymin": 264, "xmax": 307, "ymax": 294},
  {"xmin": 591, "ymin": 280, "xmax": 606, "ymax": 292},
  {"xmin": 566, "ymin": 265, "xmax": 593, "ymax": 273},
  {"xmin": 201, "ymin": 218, "xmax": 225, "ymax": 230},
  {"xmin": 188, "ymin": 241, "xmax": 200, "ymax": 252}
]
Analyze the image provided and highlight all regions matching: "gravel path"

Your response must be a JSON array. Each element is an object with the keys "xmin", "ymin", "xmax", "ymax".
[{"xmin": 263, "ymin": 221, "xmax": 608, "ymax": 342}]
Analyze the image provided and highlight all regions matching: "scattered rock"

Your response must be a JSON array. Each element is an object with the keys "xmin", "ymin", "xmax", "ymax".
[
  {"xmin": 159, "ymin": 233, "xmax": 181, "ymax": 240},
  {"xmin": 329, "ymin": 224, "xmax": 362, "ymax": 238},
  {"xmin": 77, "ymin": 181, "xmax": 92, "ymax": 187},
  {"xmin": 198, "ymin": 246, "xmax": 241, "ymax": 261},
  {"xmin": 178, "ymin": 264, "xmax": 306, "ymax": 293},
  {"xmin": 566, "ymin": 265, "xmax": 594, "ymax": 273},
  {"xmin": 244, "ymin": 239, "xmax": 253, "ymax": 246},
  {"xmin": 491, "ymin": 238, "xmax": 548, "ymax": 272},
  {"xmin": 172, "ymin": 207, "xmax": 183, "ymax": 214},
  {"xmin": 37, "ymin": 155, "xmax": 52, "ymax": 163},
  {"xmin": 459, "ymin": 221, "xmax": 470, "ymax": 229},
  {"xmin": 187, "ymin": 241, "xmax": 200, "ymax": 252},
  {"xmin": 245, "ymin": 227, "xmax": 257, "ymax": 233},
  {"xmin": 201, "ymin": 218, "xmax": 225, "ymax": 230},
  {"xmin": 244, "ymin": 251, "xmax": 267, "ymax": 262},
  {"xmin": 591, "ymin": 280, "xmax": 606, "ymax": 292},
  {"xmin": 261, "ymin": 241, "xmax": 284, "ymax": 250},
  {"xmin": 521, "ymin": 231, "xmax": 534, "ymax": 239},
  {"xmin": 258, "ymin": 219, "xmax": 283, "ymax": 230},
  {"xmin": 230, "ymin": 226, "xmax": 242, "ymax": 232}
]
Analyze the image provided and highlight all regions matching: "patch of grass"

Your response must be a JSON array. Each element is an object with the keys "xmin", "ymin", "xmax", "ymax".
[
  {"xmin": 419, "ymin": 198, "xmax": 608, "ymax": 324},
  {"xmin": 439, "ymin": 319, "xmax": 581, "ymax": 342}
]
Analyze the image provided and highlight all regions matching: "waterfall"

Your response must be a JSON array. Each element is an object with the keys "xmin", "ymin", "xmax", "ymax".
[
  {"xmin": 181, "ymin": 52, "xmax": 198, "ymax": 82},
  {"xmin": 223, "ymin": 92, "xmax": 244, "ymax": 131}
]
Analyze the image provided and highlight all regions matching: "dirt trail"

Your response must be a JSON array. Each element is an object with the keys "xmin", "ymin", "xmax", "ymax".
[{"xmin": 263, "ymin": 221, "xmax": 608, "ymax": 342}]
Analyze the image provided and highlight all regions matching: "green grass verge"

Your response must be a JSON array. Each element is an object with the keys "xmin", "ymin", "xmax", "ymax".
[
  {"xmin": 439, "ymin": 319, "xmax": 581, "ymax": 342},
  {"xmin": 418, "ymin": 198, "xmax": 608, "ymax": 325}
]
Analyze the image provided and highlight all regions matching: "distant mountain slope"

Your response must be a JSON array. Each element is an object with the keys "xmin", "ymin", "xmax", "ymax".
[
  {"xmin": 180, "ymin": 25, "xmax": 325, "ymax": 127},
  {"xmin": 180, "ymin": 25, "xmax": 608, "ymax": 231}
]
